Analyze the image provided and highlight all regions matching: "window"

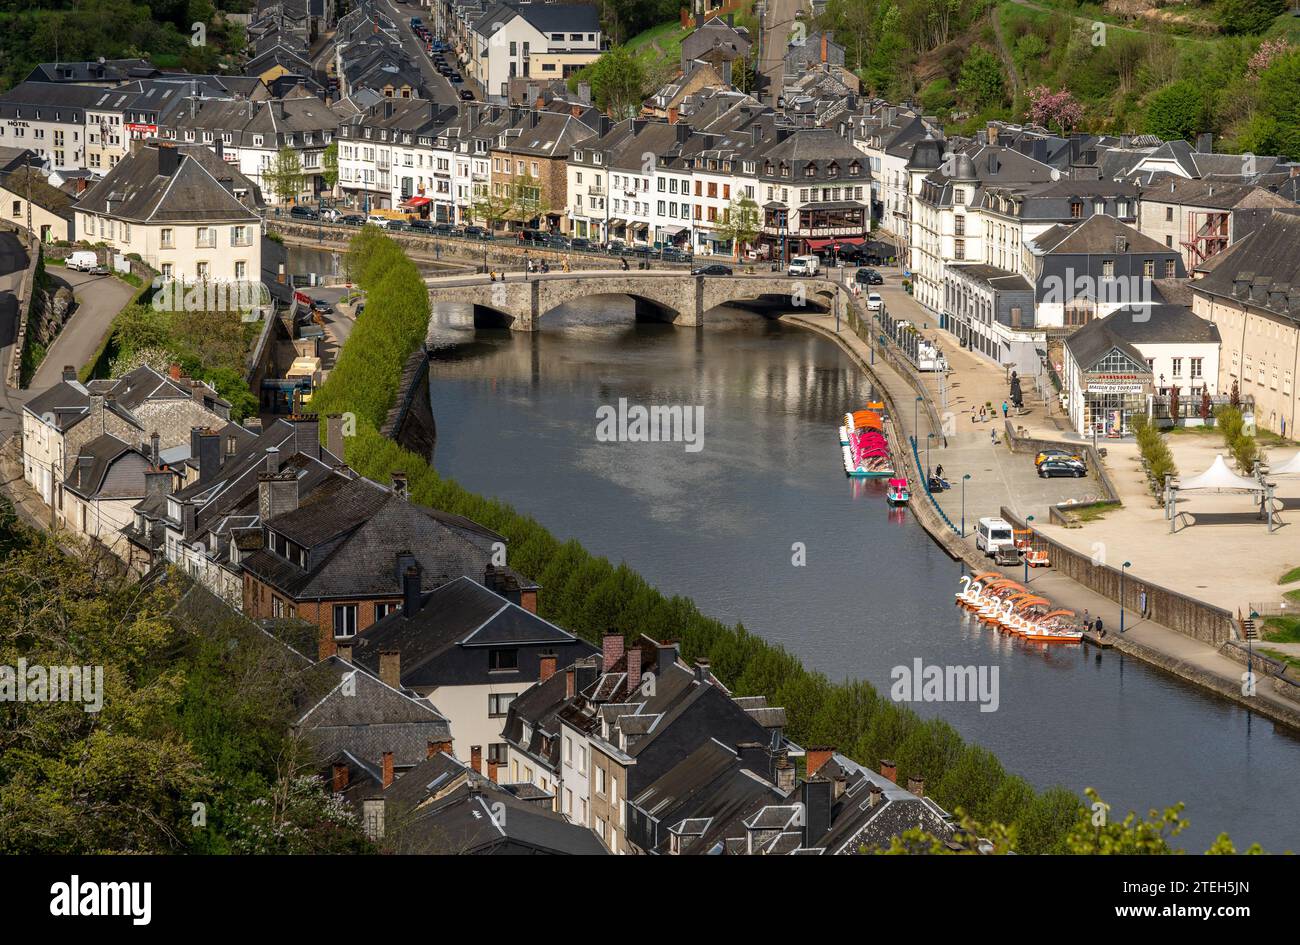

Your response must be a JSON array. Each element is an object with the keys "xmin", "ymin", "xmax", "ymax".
[
  {"xmin": 488, "ymin": 648, "xmax": 518, "ymax": 670},
  {"xmin": 488, "ymin": 743, "xmax": 508, "ymax": 765},
  {"xmin": 1190, "ymin": 358, "xmax": 1203, "ymax": 380},
  {"xmin": 954, "ymin": 239, "xmax": 965, "ymax": 261},
  {"xmin": 333, "ymin": 604, "xmax": 358, "ymax": 638},
  {"xmin": 1143, "ymin": 260, "xmax": 1154, "ymax": 277},
  {"xmin": 1172, "ymin": 358, "xmax": 1182, "ymax": 378},
  {"xmin": 374, "ymin": 602, "xmax": 394, "ymax": 621},
  {"xmin": 1164, "ymin": 259, "xmax": 1176, "ymax": 278},
  {"xmin": 1102, "ymin": 260, "xmax": 1115, "ymax": 277},
  {"xmin": 596, "ymin": 766, "xmax": 607, "ymax": 796},
  {"xmin": 1165, "ymin": 206, "xmax": 1173, "ymax": 221},
  {"xmin": 160, "ymin": 228, "xmax": 174, "ymax": 249},
  {"xmin": 1070, "ymin": 201, "xmax": 1082, "ymax": 218},
  {"xmin": 488, "ymin": 693, "xmax": 514, "ymax": 717},
  {"xmin": 1165, "ymin": 235, "xmax": 1173, "ymax": 248}
]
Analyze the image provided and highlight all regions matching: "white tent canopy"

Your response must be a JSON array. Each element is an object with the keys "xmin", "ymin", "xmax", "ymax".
[
  {"xmin": 1177, "ymin": 454, "xmax": 1263, "ymax": 492},
  {"xmin": 1270, "ymin": 451, "xmax": 1300, "ymax": 475}
]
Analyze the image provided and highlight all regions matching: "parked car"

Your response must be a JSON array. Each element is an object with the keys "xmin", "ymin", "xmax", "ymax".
[
  {"xmin": 86, "ymin": 265, "xmax": 111, "ymax": 275},
  {"xmin": 569, "ymin": 237, "xmax": 592, "ymax": 251},
  {"xmin": 310, "ymin": 298, "xmax": 331, "ymax": 313},
  {"xmin": 289, "ymin": 205, "xmax": 318, "ymax": 220},
  {"xmin": 661, "ymin": 247, "xmax": 689, "ymax": 262},
  {"xmin": 787, "ymin": 254, "xmax": 820, "ymax": 276},
  {"xmin": 430, "ymin": 222, "xmax": 457, "ymax": 235},
  {"xmin": 458, "ymin": 89, "xmax": 475, "ymax": 101},
  {"xmin": 854, "ymin": 267, "xmax": 883, "ymax": 286},
  {"xmin": 604, "ymin": 240, "xmax": 626, "ymax": 254},
  {"xmin": 546, "ymin": 234, "xmax": 571, "ymax": 250},
  {"xmin": 866, "ymin": 291, "xmax": 883, "ymax": 312},
  {"xmin": 366, "ymin": 214, "xmax": 393, "ymax": 228},
  {"xmin": 449, "ymin": 73, "xmax": 464, "ymax": 83},
  {"xmin": 692, "ymin": 264, "xmax": 733, "ymax": 276},
  {"xmin": 407, "ymin": 219, "xmax": 434, "ymax": 232},
  {"xmin": 463, "ymin": 225, "xmax": 492, "ymax": 240},
  {"xmin": 340, "ymin": 214, "xmax": 366, "ymax": 226},
  {"xmin": 65, "ymin": 250, "xmax": 99, "ymax": 271},
  {"xmin": 1038, "ymin": 458, "xmax": 1087, "ymax": 478},
  {"xmin": 1035, "ymin": 448, "xmax": 1084, "ymax": 467}
]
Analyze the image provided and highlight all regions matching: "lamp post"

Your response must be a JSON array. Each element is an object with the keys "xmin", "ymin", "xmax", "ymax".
[
  {"xmin": 961, "ymin": 473, "xmax": 971, "ymax": 538},
  {"xmin": 926, "ymin": 432, "xmax": 934, "ymax": 480},
  {"xmin": 1120, "ymin": 560, "xmax": 1132, "ymax": 632},
  {"xmin": 914, "ymin": 395, "xmax": 922, "ymax": 447},
  {"xmin": 1023, "ymin": 514, "xmax": 1035, "ymax": 584}
]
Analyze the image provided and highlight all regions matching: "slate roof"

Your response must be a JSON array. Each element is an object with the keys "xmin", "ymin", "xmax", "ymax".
[
  {"xmin": 1064, "ymin": 304, "xmax": 1216, "ymax": 372},
  {"xmin": 23, "ymin": 379, "xmax": 90, "ymax": 431},
  {"xmin": 64, "ymin": 433, "xmax": 147, "ymax": 500},
  {"xmin": 1193, "ymin": 211, "xmax": 1300, "ymax": 319},
  {"xmin": 1139, "ymin": 174, "xmax": 1297, "ymax": 211},
  {"xmin": 1030, "ymin": 214, "xmax": 1168, "ymax": 256},
  {"xmin": 78, "ymin": 141, "xmax": 263, "ymax": 223}
]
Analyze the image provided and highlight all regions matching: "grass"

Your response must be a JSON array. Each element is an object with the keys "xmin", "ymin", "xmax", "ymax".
[
  {"xmin": 1263, "ymin": 617, "xmax": 1300, "ymax": 644},
  {"xmin": 625, "ymin": 19, "xmax": 690, "ymax": 69},
  {"xmin": 1067, "ymin": 501, "xmax": 1119, "ymax": 523},
  {"xmin": 1286, "ymin": 588, "xmax": 1300, "ymax": 605},
  {"xmin": 1279, "ymin": 566, "xmax": 1300, "ymax": 586},
  {"xmin": 1260, "ymin": 647, "xmax": 1300, "ymax": 673}
]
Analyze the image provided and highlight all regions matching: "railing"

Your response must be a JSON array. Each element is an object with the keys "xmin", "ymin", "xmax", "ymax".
[{"xmin": 912, "ymin": 434, "xmax": 961, "ymax": 536}]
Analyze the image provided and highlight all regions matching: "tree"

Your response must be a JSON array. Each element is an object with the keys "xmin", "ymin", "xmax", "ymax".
[
  {"xmin": 714, "ymin": 195, "xmax": 760, "ymax": 260},
  {"xmin": 1144, "ymin": 81, "xmax": 1204, "ymax": 142},
  {"xmin": 322, "ymin": 140, "xmax": 339, "ymax": 191},
  {"xmin": 1217, "ymin": 0, "xmax": 1284, "ymax": 36},
  {"xmin": 265, "ymin": 146, "xmax": 304, "ymax": 204},
  {"xmin": 577, "ymin": 45, "xmax": 646, "ymax": 119},
  {"xmin": 1252, "ymin": 50, "xmax": 1300, "ymax": 160},
  {"xmin": 1026, "ymin": 85, "xmax": 1083, "ymax": 135},
  {"xmin": 956, "ymin": 45, "xmax": 1005, "ymax": 110}
]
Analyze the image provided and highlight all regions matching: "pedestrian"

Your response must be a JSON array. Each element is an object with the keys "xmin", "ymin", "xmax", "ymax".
[
  {"xmin": 935, "ymin": 464, "xmax": 944, "ymax": 480},
  {"xmin": 1139, "ymin": 589, "xmax": 1148, "ymax": 618},
  {"xmin": 1082, "ymin": 608, "xmax": 1090, "ymax": 632},
  {"xmin": 990, "ymin": 428, "xmax": 998, "ymax": 446},
  {"xmin": 1096, "ymin": 616, "xmax": 1105, "ymax": 637},
  {"xmin": 1002, "ymin": 401, "xmax": 1008, "ymax": 418}
]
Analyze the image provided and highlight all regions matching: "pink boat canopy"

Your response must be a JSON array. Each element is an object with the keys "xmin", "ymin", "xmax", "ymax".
[{"xmin": 888, "ymin": 478, "xmax": 908, "ymax": 489}]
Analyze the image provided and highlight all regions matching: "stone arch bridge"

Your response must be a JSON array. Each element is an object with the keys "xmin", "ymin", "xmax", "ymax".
[{"xmin": 425, "ymin": 270, "xmax": 853, "ymax": 331}]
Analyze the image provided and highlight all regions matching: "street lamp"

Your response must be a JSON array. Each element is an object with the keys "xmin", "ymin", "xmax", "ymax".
[
  {"xmin": 914, "ymin": 396, "xmax": 923, "ymax": 447},
  {"xmin": 1023, "ymin": 514, "xmax": 1035, "ymax": 583},
  {"xmin": 960, "ymin": 473, "xmax": 971, "ymax": 538},
  {"xmin": 926, "ymin": 432, "xmax": 934, "ymax": 480},
  {"xmin": 1120, "ymin": 560, "xmax": 1132, "ymax": 632}
]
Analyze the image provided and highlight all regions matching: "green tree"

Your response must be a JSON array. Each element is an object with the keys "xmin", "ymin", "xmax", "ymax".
[
  {"xmin": 1253, "ymin": 50, "xmax": 1300, "ymax": 160},
  {"xmin": 322, "ymin": 140, "xmax": 339, "ymax": 190},
  {"xmin": 1217, "ymin": 0, "xmax": 1284, "ymax": 36},
  {"xmin": 714, "ymin": 195, "xmax": 760, "ymax": 260},
  {"xmin": 1144, "ymin": 80, "xmax": 1204, "ymax": 141},
  {"xmin": 956, "ymin": 45, "xmax": 1005, "ymax": 109},
  {"xmin": 265, "ymin": 146, "xmax": 304, "ymax": 204},
  {"xmin": 574, "ymin": 45, "xmax": 646, "ymax": 119}
]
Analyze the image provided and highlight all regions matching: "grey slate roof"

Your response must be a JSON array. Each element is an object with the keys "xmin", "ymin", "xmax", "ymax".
[{"xmin": 78, "ymin": 141, "xmax": 263, "ymax": 223}]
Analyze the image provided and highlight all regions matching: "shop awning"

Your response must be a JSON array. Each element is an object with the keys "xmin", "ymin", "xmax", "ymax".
[
  {"xmin": 807, "ymin": 237, "xmax": 866, "ymax": 250},
  {"xmin": 402, "ymin": 196, "xmax": 431, "ymax": 207},
  {"xmin": 661, "ymin": 224, "xmax": 687, "ymax": 235},
  {"xmin": 608, "ymin": 218, "xmax": 626, "ymax": 227}
]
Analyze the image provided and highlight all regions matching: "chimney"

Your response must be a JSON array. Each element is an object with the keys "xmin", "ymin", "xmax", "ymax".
[
  {"xmin": 880, "ymin": 759, "xmax": 897, "ymax": 783},
  {"xmin": 565, "ymin": 668, "xmax": 575, "ymax": 699},
  {"xmin": 470, "ymin": 745, "xmax": 483, "ymax": 774},
  {"xmin": 224, "ymin": 433, "xmax": 238, "ymax": 457},
  {"xmin": 626, "ymin": 647, "xmax": 642, "ymax": 692},
  {"xmin": 144, "ymin": 466, "xmax": 173, "ymax": 497},
  {"xmin": 181, "ymin": 500, "xmax": 197, "ymax": 540},
  {"xmin": 288, "ymin": 413, "xmax": 320, "ymax": 459},
  {"xmin": 61, "ymin": 364, "xmax": 76, "ymax": 382},
  {"xmin": 577, "ymin": 81, "xmax": 591, "ymax": 106},
  {"xmin": 806, "ymin": 746, "xmax": 834, "ymax": 779},
  {"xmin": 986, "ymin": 121, "xmax": 999, "ymax": 146},
  {"xmin": 149, "ymin": 432, "xmax": 160, "ymax": 467},
  {"xmin": 382, "ymin": 751, "xmax": 394, "ymax": 789},
  {"xmin": 801, "ymin": 778, "xmax": 833, "ymax": 848},
  {"xmin": 326, "ymin": 412, "xmax": 345, "ymax": 458},
  {"xmin": 775, "ymin": 757, "xmax": 796, "ymax": 793},
  {"xmin": 539, "ymin": 651, "xmax": 557, "ymax": 683},
  {"xmin": 693, "ymin": 658, "xmax": 710, "ymax": 683},
  {"xmin": 332, "ymin": 762, "xmax": 349, "ymax": 792},
  {"xmin": 1197, "ymin": 132, "xmax": 1213, "ymax": 154},
  {"xmin": 157, "ymin": 142, "xmax": 180, "ymax": 177},
  {"xmin": 667, "ymin": 106, "xmax": 679, "ymax": 125},
  {"xmin": 263, "ymin": 446, "xmax": 279, "ymax": 475},
  {"xmin": 277, "ymin": 264, "xmax": 286, "ymax": 285},
  {"xmin": 190, "ymin": 426, "xmax": 221, "ymax": 480},
  {"xmin": 427, "ymin": 740, "xmax": 452, "ymax": 759},
  {"xmin": 601, "ymin": 632, "xmax": 624, "ymax": 671},
  {"xmin": 379, "ymin": 648, "xmax": 401, "ymax": 689},
  {"xmin": 907, "ymin": 775, "xmax": 925, "ymax": 798},
  {"xmin": 362, "ymin": 798, "xmax": 385, "ymax": 840},
  {"xmin": 487, "ymin": 758, "xmax": 499, "ymax": 782},
  {"xmin": 820, "ymin": 32, "xmax": 828, "ymax": 65},
  {"xmin": 868, "ymin": 784, "xmax": 884, "ymax": 807},
  {"xmin": 519, "ymin": 585, "xmax": 538, "ymax": 614},
  {"xmin": 390, "ymin": 471, "xmax": 408, "ymax": 498},
  {"xmin": 402, "ymin": 563, "xmax": 423, "ymax": 619},
  {"xmin": 656, "ymin": 640, "xmax": 678, "ymax": 671},
  {"xmin": 244, "ymin": 417, "xmax": 263, "ymax": 434},
  {"xmin": 336, "ymin": 641, "xmax": 353, "ymax": 663},
  {"xmin": 257, "ymin": 471, "xmax": 299, "ymax": 519}
]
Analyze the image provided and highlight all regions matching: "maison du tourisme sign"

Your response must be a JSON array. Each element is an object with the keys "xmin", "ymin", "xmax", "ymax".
[{"xmin": 1085, "ymin": 372, "xmax": 1147, "ymax": 395}]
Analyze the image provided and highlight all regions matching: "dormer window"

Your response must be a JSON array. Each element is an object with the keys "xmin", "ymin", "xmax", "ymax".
[
  {"xmin": 849, "ymin": 161, "xmax": 861, "ymax": 177},
  {"xmin": 803, "ymin": 162, "xmax": 816, "ymax": 178},
  {"xmin": 827, "ymin": 161, "xmax": 839, "ymax": 178}
]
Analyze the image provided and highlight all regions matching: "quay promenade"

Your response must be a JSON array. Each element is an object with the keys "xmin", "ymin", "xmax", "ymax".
[{"xmin": 785, "ymin": 269, "xmax": 1300, "ymax": 731}]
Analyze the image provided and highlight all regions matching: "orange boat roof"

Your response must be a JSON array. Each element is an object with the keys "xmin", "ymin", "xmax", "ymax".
[
  {"xmin": 972, "ymin": 571, "xmax": 1000, "ymax": 582},
  {"xmin": 1041, "ymin": 609, "xmax": 1076, "ymax": 619}
]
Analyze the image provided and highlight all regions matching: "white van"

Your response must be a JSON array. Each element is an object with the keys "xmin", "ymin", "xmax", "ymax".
[
  {"xmin": 788, "ymin": 254, "xmax": 820, "ymax": 276},
  {"xmin": 975, "ymin": 517, "xmax": 1016, "ymax": 556},
  {"xmin": 366, "ymin": 214, "xmax": 392, "ymax": 228},
  {"xmin": 65, "ymin": 250, "xmax": 98, "ymax": 271}
]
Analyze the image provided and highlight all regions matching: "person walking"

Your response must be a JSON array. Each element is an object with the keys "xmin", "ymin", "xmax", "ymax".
[
  {"xmin": 1002, "ymin": 401, "xmax": 1009, "ymax": 418},
  {"xmin": 1095, "ymin": 616, "xmax": 1105, "ymax": 638},
  {"xmin": 1139, "ymin": 589, "xmax": 1148, "ymax": 619},
  {"xmin": 1082, "ymin": 609, "xmax": 1091, "ymax": 633}
]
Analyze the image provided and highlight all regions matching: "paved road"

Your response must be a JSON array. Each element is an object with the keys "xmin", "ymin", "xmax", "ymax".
[
  {"xmin": 30, "ymin": 266, "xmax": 137, "ymax": 390},
  {"xmin": 0, "ymin": 232, "xmax": 29, "ymax": 441},
  {"xmin": 378, "ymin": 0, "xmax": 467, "ymax": 105}
]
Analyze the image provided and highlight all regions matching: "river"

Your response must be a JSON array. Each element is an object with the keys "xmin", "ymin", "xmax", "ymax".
[{"xmin": 425, "ymin": 297, "xmax": 1300, "ymax": 852}]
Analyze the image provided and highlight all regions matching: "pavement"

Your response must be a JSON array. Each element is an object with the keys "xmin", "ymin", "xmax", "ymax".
[{"xmin": 379, "ymin": 0, "xmax": 475, "ymax": 104}]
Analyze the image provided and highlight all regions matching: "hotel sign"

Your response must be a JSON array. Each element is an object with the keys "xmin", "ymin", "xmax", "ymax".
[{"xmin": 125, "ymin": 123, "xmax": 157, "ymax": 136}]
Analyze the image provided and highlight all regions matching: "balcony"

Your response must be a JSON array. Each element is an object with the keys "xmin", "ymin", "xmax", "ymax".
[{"xmin": 586, "ymin": 184, "xmax": 605, "ymax": 196}]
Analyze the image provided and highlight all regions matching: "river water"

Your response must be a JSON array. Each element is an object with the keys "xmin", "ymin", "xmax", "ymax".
[{"xmin": 425, "ymin": 297, "xmax": 1300, "ymax": 852}]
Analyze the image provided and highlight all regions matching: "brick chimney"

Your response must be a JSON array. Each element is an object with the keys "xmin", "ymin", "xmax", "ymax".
[
  {"xmin": 667, "ymin": 106, "xmax": 679, "ymax": 125},
  {"xmin": 470, "ymin": 745, "xmax": 482, "ymax": 774},
  {"xmin": 880, "ymin": 759, "xmax": 897, "ymax": 783},
  {"xmin": 539, "ymin": 651, "xmax": 557, "ymax": 683},
  {"xmin": 378, "ymin": 648, "xmax": 401, "ymax": 689},
  {"xmin": 519, "ymin": 586, "xmax": 538, "ymax": 614},
  {"xmin": 776, "ymin": 757, "xmax": 796, "ymax": 793},
  {"xmin": 427, "ymin": 740, "xmax": 452, "ymax": 759},
  {"xmin": 907, "ymin": 775, "xmax": 925, "ymax": 798},
  {"xmin": 806, "ymin": 746, "xmax": 834, "ymax": 779},
  {"xmin": 565, "ymin": 668, "xmax": 575, "ymax": 699},
  {"xmin": 391, "ymin": 471, "xmax": 409, "ymax": 498},
  {"xmin": 336, "ymin": 641, "xmax": 353, "ymax": 664},
  {"xmin": 602, "ymin": 632, "xmax": 624, "ymax": 671},
  {"xmin": 332, "ymin": 762, "xmax": 349, "ymax": 792},
  {"xmin": 626, "ymin": 646, "xmax": 641, "ymax": 692},
  {"xmin": 487, "ymin": 758, "xmax": 499, "ymax": 782},
  {"xmin": 382, "ymin": 751, "xmax": 394, "ymax": 789},
  {"xmin": 820, "ymin": 33, "xmax": 828, "ymax": 64}
]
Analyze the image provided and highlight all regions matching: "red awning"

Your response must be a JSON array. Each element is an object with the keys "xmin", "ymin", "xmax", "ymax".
[
  {"xmin": 402, "ymin": 196, "xmax": 431, "ymax": 207},
  {"xmin": 807, "ymin": 237, "xmax": 865, "ymax": 250},
  {"xmin": 806, "ymin": 238, "xmax": 834, "ymax": 250}
]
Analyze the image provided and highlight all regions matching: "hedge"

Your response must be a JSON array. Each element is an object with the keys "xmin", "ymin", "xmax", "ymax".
[{"xmin": 311, "ymin": 230, "xmax": 1081, "ymax": 852}]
